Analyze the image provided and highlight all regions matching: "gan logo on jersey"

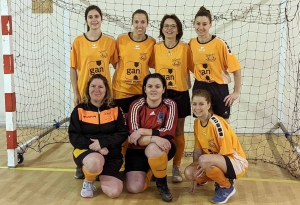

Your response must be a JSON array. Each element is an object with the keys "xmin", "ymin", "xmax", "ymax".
[
  {"xmin": 88, "ymin": 60, "xmax": 106, "ymax": 76},
  {"xmin": 197, "ymin": 63, "xmax": 213, "ymax": 81},
  {"xmin": 125, "ymin": 61, "xmax": 141, "ymax": 81},
  {"xmin": 160, "ymin": 68, "xmax": 176, "ymax": 88}
]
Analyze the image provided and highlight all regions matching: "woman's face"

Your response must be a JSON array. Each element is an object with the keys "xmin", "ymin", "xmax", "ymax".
[
  {"xmin": 162, "ymin": 18, "xmax": 178, "ymax": 40},
  {"xmin": 86, "ymin": 9, "xmax": 102, "ymax": 31},
  {"xmin": 132, "ymin": 13, "xmax": 148, "ymax": 36},
  {"xmin": 144, "ymin": 78, "xmax": 165, "ymax": 102},
  {"xmin": 193, "ymin": 16, "xmax": 212, "ymax": 37},
  {"xmin": 192, "ymin": 95, "xmax": 211, "ymax": 118},
  {"xmin": 89, "ymin": 78, "xmax": 106, "ymax": 103}
]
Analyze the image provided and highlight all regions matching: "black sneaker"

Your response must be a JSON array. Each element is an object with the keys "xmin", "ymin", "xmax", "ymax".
[
  {"xmin": 74, "ymin": 167, "xmax": 85, "ymax": 179},
  {"xmin": 157, "ymin": 184, "xmax": 173, "ymax": 202}
]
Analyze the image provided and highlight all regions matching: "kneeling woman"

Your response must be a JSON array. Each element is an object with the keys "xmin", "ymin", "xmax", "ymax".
[
  {"xmin": 184, "ymin": 89, "xmax": 248, "ymax": 204},
  {"xmin": 125, "ymin": 73, "xmax": 178, "ymax": 202},
  {"xmin": 68, "ymin": 74, "xmax": 128, "ymax": 198}
]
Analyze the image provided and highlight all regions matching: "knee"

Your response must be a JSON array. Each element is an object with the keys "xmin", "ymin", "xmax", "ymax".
[
  {"xmin": 198, "ymin": 155, "xmax": 210, "ymax": 170},
  {"xmin": 126, "ymin": 182, "xmax": 143, "ymax": 194},
  {"xmin": 103, "ymin": 186, "xmax": 122, "ymax": 198},
  {"xmin": 184, "ymin": 166, "xmax": 194, "ymax": 180}
]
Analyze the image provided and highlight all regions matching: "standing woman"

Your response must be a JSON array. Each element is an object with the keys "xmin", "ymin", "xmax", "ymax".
[
  {"xmin": 184, "ymin": 89, "xmax": 248, "ymax": 204},
  {"xmin": 112, "ymin": 9, "xmax": 155, "ymax": 164},
  {"xmin": 68, "ymin": 74, "xmax": 128, "ymax": 198},
  {"xmin": 151, "ymin": 14, "xmax": 194, "ymax": 183},
  {"xmin": 70, "ymin": 5, "xmax": 118, "ymax": 179},
  {"xmin": 112, "ymin": 9, "xmax": 155, "ymax": 114},
  {"xmin": 189, "ymin": 6, "xmax": 242, "ymax": 121},
  {"xmin": 71, "ymin": 5, "xmax": 118, "ymax": 106},
  {"xmin": 125, "ymin": 73, "xmax": 178, "ymax": 202}
]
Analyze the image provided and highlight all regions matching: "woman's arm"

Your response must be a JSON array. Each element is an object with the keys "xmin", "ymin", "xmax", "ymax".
[
  {"xmin": 70, "ymin": 67, "xmax": 80, "ymax": 106},
  {"xmin": 68, "ymin": 107, "xmax": 92, "ymax": 149}
]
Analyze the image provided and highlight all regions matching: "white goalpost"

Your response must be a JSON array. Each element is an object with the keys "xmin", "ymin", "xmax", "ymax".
[{"xmin": 1, "ymin": 0, "xmax": 300, "ymax": 177}]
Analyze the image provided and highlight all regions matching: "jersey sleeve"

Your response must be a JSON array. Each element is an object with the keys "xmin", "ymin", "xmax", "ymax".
[
  {"xmin": 187, "ymin": 44, "xmax": 194, "ymax": 73},
  {"xmin": 68, "ymin": 106, "xmax": 92, "ymax": 149},
  {"xmin": 148, "ymin": 45, "xmax": 156, "ymax": 69},
  {"xmin": 127, "ymin": 99, "xmax": 142, "ymax": 134},
  {"xmin": 70, "ymin": 38, "xmax": 78, "ymax": 69},
  {"xmin": 194, "ymin": 119, "xmax": 202, "ymax": 150},
  {"xmin": 110, "ymin": 38, "xmax": 119, "ymax": 65},
  {"xmin": 98, "ymin": 106, "xmax": 128, "ymax": 148},
  {"xmin": 216, "ymin": 119, "xmax": 235, "ymax": 156},
  {"xmin": 221, "ymin": 40, "xmax": 241, "ymax": 73}
]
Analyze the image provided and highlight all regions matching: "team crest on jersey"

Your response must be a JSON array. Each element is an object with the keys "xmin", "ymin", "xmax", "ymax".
[
  {"xmin": 140, "ymin": 53, "xmax": 147, "ymax": 61},
  {"xmin": 206, "ymin": 54, "xmax": 216, "ymax": 62},
  {"xmin": 172, "ymin": 58, "xmax": 181, "ymax": 67},
  {"xmin": 99, "ymin": 50, "xmax": 108, "ymax": 58},
  {"xmin": 157, "ymin": 112, "xmax": 164, "ymax": 124}
]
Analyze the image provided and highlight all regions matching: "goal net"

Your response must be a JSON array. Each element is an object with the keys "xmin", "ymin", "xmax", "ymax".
[{"xmin": 4, "ymin": 0, "xmax": 300, "ymax": 177}]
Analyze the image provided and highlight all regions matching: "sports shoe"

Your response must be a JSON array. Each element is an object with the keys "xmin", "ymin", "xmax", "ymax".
[
  {"xmin": 74, "ymin": 167, "xmax": 85, "ymax": 179},
  {"xmin": 157, "ymin": 183, "xmax": 173, "ymax": 202},
  {"xmin": 211, "ymin": 184, "xmax": 236, "ymax": 204},
  {"xmin": 172, "ymin": 165, "xmax": 183, "ymax": 183},
  {"xmin": 214, "ymin": 182, "xmax": 220, "ymax": 193},
  {"xmin": 80, "ymin": 180, "xmax": 96, "ymax": 198}
]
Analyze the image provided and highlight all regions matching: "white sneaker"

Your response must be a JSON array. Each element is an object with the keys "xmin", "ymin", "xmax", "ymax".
[
  {"xmin": 172, "ymin": 165, "xmax": 183, "ymax": 183},
  {"xmin": 80, "ymin": 180, "xmax": 96, "ymax": 198}
]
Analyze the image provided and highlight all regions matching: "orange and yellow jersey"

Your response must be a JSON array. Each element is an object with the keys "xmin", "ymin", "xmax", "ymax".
[
  {"xmin": 70, "ymin": 33, "xmax": 118, "ymax": 98},
  {"xmin": 194, "ymin": 114, "xmax": 247, "ymax": 162},
  {"xmin": 189, "ymin": 35, "xmax": 241, "ymax": 84},
  {"xmin": 112, "ymin": 33, "xmax": 156, "ymax": 99},
  {"xmin": 152, "ymin": 41, "xmax": 194, "ymax": 91},
  {"xmin": 68, "ymin": 102, "xmax": 128, "ymax": 160}
]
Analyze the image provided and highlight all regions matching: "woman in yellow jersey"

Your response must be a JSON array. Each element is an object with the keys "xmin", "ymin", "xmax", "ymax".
[
  {"xmin": 112, "ymin": 9, "xmax": 155, "ymax": 114},
  {"xmin": 70, "ymin": 5, "xmax": 118, "ymax": 106},
  {"xmin": 184, "ymin": 89, "xmax": 248, "ymax": 204},
  {"xmin": 151, "ymin": 14, "xmax": 193, "ymax": 183},
  {"xmin": 70, "ymin": 5, "xmax": 118, "ymax": 179},
  {"xmin": 189, "ymin": 6, "xmax": 242, "ymax": 121}
]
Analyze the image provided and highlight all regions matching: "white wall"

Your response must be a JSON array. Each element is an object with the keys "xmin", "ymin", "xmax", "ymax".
[{"xmin": 0, "ymin": 0, "xmax": 299, "ymax": 133}]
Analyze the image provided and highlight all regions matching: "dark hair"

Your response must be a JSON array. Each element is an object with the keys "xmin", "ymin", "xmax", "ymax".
[
  {"xmin": 192, "ymin": 89, "xmax": 213, "ymax": 113},
  {"xmin": 142, "ymin": 73, "xmax": 167, "ymax": 99},
  {"xmin": 194, "ymin": 6, "xmax": 212, "ymax": 23},
  {"xmin": 159, "ymin": 14, "xmax": 183, "ymax": 41},
  {"xmin": 132, "ymin": 9, "xmax": 149, "ymax": 24},
  {"xmin": 82, "ymin": 74, "xmax": 114, "ymax": 107},
  {"xmin": 85, "ymin": 5, "xmax": 103, "ymax": 31}
]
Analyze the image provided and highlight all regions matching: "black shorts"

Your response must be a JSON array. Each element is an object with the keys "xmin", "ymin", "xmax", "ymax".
[
  {"xmin": 167, "ymin": 89, "xmax": 191, "ymax": 118},
  {"xmin": 223, "ymin": 155, "xmax": 236, "ymax": 179},
  {"xmin": 125, "ymin": 141, "xmax": 176, "ymax": 173},
  {"xmin": 73, "ymin": 149, "xmax": 124, "ymax": 181},
  {"xmin": 192, "ymin": 80, "xmax": 230, "ymax": 119},
  {"xmin": 114, "ymin": 95, "xmax": 142, "ymax": 113}
]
